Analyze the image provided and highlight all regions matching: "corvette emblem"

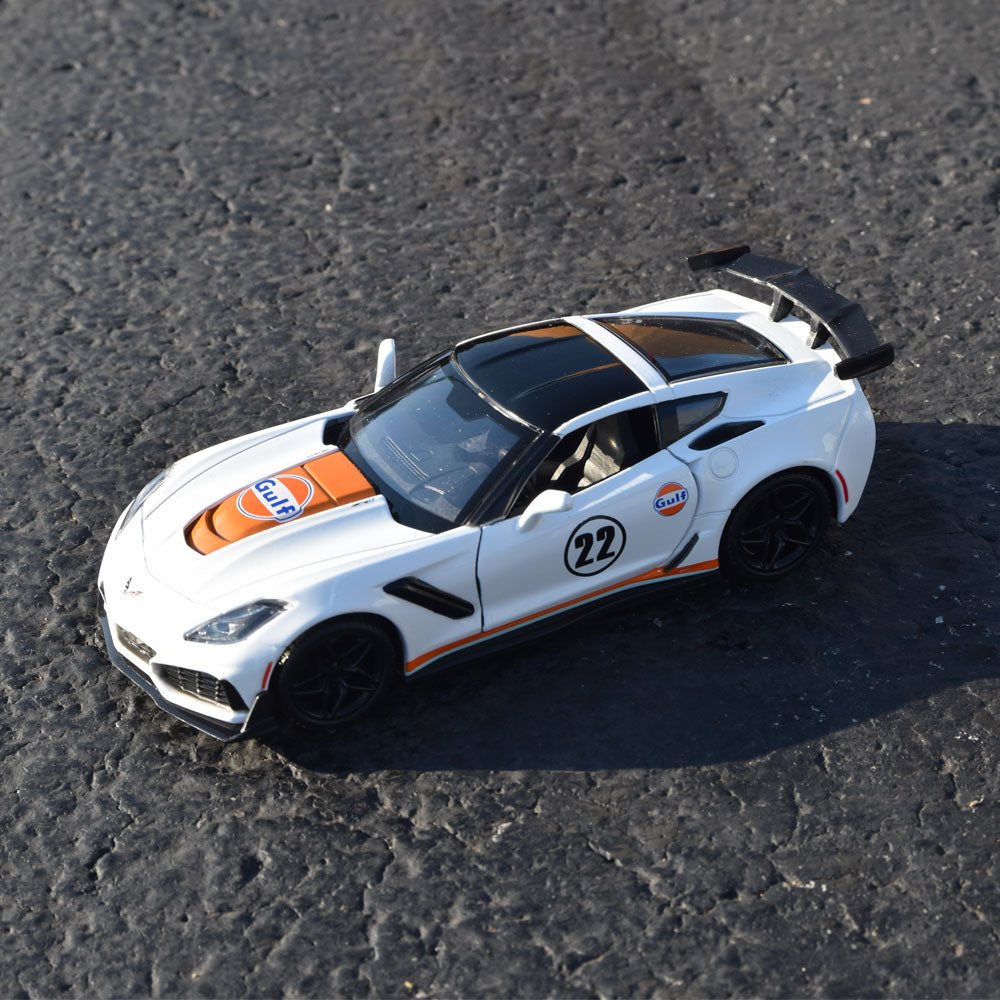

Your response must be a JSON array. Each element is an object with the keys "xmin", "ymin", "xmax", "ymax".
[{"xmin": 122, "ymin": 576, "xmax": 143, "ymax": 597}]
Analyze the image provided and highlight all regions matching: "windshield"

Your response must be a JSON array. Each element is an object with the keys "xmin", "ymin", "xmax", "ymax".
[{"xmin": 342, "ymin": 361, "xmax": 534, "ymax": 532}]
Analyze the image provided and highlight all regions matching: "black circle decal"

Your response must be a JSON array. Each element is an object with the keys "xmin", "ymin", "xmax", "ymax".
[{"xmin": 564, "ymin": 516, "xmax": 626, "ymax": 577}]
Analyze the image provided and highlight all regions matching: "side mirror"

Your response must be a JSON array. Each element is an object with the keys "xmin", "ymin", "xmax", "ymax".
[
  {"xmin": 516, "ymin": 489, "xmax": 573, "ymax": 532},
  {"xmin": 374, "ymin": 338, "xmax": 397, "ymax": 391}
]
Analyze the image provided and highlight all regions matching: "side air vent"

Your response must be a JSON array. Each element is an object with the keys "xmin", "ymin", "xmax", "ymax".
[
  {"xmin": 383, "ymin": 577, "xmax": 476, "ymax": 620},
  {"xmin": 690, "ymin": 421, "xmax": 764, "ymax": 451},
  {"xmin": 663, "ymin": 534, "xmax": 699, "ymax": 571}
]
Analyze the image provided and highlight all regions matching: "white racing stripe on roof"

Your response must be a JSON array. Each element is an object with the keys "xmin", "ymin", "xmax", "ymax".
[
  {"xmin": 566, "ymin": 315, "xmax": 667, "ymax": 392},
  {"xmin": 613, "ymin": 288, "xmax": 758, "ymax": 318}
]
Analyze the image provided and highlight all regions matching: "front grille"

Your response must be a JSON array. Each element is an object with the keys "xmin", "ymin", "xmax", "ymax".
[
  {"xmin": 117, "ymin": 627, "xmax": 156, "ymax": 664},
  {"xmin": 156, "ymin": 665, "xmax": 247, "ymax": 711}
]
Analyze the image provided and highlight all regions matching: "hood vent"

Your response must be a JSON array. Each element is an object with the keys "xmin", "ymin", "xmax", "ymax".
[{"xmin": 185, "ymin": 450, "xmax": 375, "ymax": 555}]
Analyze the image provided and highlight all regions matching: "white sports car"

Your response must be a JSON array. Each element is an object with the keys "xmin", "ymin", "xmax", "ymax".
[{"xmin": 98, "ymin": 246, "xmax": 894, "ymax": 741}]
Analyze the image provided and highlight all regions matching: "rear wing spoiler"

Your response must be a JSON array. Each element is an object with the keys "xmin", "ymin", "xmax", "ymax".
[{"xmin": 687, "ymin": 244, "xmax": 894, "ymax": 380}]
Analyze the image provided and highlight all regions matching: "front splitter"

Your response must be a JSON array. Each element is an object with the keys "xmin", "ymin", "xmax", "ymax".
[{"xmin": 99, "ymin": 615, "xmax": 278, "ymax": 742}]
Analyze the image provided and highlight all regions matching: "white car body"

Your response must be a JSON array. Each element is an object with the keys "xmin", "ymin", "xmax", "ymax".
[{"xmin": 98, "ymin": 248, "xmax": 892, "ymax": 740}]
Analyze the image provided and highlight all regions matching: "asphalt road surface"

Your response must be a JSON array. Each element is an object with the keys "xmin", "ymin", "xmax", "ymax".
[{"xmin": 2, "ymin": 0, "xmax": 999, "ymax": 996}]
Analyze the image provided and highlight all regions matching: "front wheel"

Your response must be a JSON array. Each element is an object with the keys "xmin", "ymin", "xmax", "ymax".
[
  {"xmin": 720, "ymin": 472, "xmax": 832, "ymax": 582},
  {"xmin": 273, "ymin": 617, "xmax": 398, "ymax": 732}
]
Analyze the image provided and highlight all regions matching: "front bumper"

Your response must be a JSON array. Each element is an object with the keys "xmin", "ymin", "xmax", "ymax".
[{"xmin": 99, "ymin": 614, "xmax": 278, "ymax": 742}]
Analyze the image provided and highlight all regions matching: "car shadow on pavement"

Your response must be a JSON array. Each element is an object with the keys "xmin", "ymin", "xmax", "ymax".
[{"xmin": 257, "ymin": 420, "xmax": 999, "ymax": 773}]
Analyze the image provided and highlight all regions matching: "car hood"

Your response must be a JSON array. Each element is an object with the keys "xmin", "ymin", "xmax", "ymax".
[{"xmin": 139, "ymin": 418, "xmax": 426, "ymax": 606}]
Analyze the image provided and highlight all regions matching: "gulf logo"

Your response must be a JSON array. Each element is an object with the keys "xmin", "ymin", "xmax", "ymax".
[
  {"xmin": 654, "ymin": 482, "xmax": 688, "ymax": 517},
  {"xmin": 237, "ymin": 474, "xmax": 314, "ymax": 522}
]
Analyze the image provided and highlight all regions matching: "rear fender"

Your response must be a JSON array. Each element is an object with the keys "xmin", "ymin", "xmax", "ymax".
[{"xmin": 671, "ymin": 394, "xmax": 853, "ymax": 520}]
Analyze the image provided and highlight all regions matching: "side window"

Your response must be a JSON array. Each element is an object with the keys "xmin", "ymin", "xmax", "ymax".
[
  {"xmin": 656, "ymin": 393, "xmax": 725, "ymax": 447},
  {"xmin": 512, "ymin": 407, "xmax": 658, "ymax": 513}
]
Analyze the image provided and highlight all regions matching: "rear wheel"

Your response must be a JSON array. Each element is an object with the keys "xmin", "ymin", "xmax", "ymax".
[
  {"xmin": 274, "ymin": 617, "xmax": 397, "ymax": 732},
  {"xmin": 721, "ymin": 472, "xmax": 831, "ymax": 582}
]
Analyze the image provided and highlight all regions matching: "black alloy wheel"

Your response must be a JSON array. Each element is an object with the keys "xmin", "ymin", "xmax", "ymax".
[
  {"xmin": 274, "ymin": 617, "xmax": 397, "ymax": 732},
  {"xmin": 721, "ymin": 472, "xmax": 832, "ymax": 581}
]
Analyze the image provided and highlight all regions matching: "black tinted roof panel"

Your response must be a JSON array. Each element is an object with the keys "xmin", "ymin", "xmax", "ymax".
[{"xmin": 455, "ymin": 323, "xmax": 645, "ymax": 431}]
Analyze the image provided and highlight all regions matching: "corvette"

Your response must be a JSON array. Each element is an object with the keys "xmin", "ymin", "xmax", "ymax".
[{"xmin": 98, "ymin": 245, "xmax": 894, "ymax": 741}]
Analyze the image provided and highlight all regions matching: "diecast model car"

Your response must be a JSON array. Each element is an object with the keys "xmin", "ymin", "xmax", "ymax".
[{"xmin": 98, "ymin": 246, "xmax": 894, "ymax": 741}]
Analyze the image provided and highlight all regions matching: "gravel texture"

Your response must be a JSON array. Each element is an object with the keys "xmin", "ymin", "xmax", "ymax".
[{"xmin": 1, "ymin": 0, "xmax": 999, "ymax": 996}]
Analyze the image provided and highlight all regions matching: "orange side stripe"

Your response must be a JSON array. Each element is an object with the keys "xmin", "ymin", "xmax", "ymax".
[{"xmin": 405, "ymin": 558, "xmax": 719, "ymax": 673}]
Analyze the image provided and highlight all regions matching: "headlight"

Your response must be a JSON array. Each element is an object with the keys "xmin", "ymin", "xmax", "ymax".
[
  {"xmin": 116, "ymin": 466, "xmax": 172, "ymax": 537},
  {"xmin": 184, "ymin": 600, "xmax": 288, "ymax": 644}
]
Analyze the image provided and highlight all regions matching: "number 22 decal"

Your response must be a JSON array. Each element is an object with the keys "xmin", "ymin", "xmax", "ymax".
[{"xmin": 564, "ymin": 516, "xmax": 626, "ymax": 577}]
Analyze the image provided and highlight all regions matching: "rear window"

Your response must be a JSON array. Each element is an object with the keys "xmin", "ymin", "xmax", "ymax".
[{"xmin": 598, "ymin": 316, "xmax": 786, "ymax": 381}]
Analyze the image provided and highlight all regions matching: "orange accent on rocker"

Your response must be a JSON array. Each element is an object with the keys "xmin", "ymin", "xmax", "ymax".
[
  {"xmin": 185, "ymin": 451, "xmax": 375, "ymax": 555},
  {"xmin": 405, "ymin": 558, "xmax": 720, "ymax": 673}
]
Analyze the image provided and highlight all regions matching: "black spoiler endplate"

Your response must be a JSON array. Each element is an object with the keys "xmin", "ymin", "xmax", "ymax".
[{"xmin": 687, "ymin": 244, "xmax": 894, "ymax": 380}]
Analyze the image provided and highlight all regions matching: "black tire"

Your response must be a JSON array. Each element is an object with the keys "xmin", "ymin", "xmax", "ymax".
[
  {"xmin": 720, "ymin": 471, "xmax": 832, "ymax": 582},
  {"xmin": 273, "ymin": 617, "xmax": 398, "ymax": 732}
]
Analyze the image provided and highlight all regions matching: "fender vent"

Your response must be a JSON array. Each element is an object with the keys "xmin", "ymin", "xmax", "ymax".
[{"xmin": 384, "ymin": 577, "xmax": 476, "ymax": 620}]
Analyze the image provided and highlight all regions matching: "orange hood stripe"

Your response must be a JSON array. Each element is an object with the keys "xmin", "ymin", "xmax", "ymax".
[
  {"xmin": 405, "ymin": 557, "xmax": 719, "ymax": 673},
  {"xmin": 305, "ymin": 450, "xmax": 376, "ymax": 505},
  {"xmin": 185, "ymin": 450, "xmax": 375, "ymax": 554}
]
